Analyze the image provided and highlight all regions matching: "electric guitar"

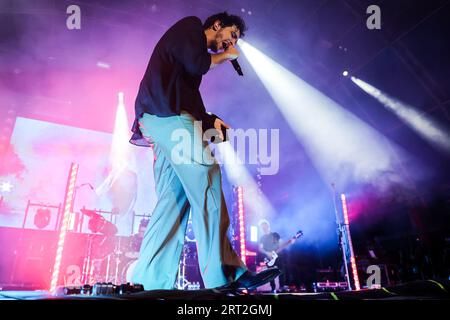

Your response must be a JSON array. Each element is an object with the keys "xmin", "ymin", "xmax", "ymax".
[{"xmin": 264, "ymin": 230, "xmax": 303, "ymax": 267}]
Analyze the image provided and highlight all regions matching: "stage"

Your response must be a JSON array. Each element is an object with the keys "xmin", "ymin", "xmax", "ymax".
[
  {"xmin": 1, "ymin": 280, "xmax": 449, "ymax": 301},
  {"xmin": 1, "ymin": 2, "xmax": 449, "ymax": 315}
]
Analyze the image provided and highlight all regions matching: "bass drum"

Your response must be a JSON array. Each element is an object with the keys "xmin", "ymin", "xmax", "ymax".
[{"xmin": 121, "ymin": 259, "xmax": 138, "ymax": 283}]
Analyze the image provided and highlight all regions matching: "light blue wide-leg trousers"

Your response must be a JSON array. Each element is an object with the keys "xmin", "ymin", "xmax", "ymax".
[{"xmin": 131, "ymin": 111, "xmax": 246, "ymax": 289}]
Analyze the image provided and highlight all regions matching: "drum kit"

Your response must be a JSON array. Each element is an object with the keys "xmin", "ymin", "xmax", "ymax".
[
  {"xmin": 77, "ymin": 209, "xmax": 199, "ymax": 287},
  {"xmin": 110, "ymin": 234, "xmax": 142, "ymax": 284},
  {"xmin": 81, "ymin": 239, "xmax": 141, "ymax": 285},
  {"xmin": 79, "ymin": 209, "xmax": 144, "ymax": 285},
  {"xmin": 101, "ymin": 239, "xmax": 140, "ymax": 285}
]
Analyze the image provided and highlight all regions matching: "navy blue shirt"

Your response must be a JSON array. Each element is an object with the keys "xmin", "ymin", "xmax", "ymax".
[{"xmin": 130, "ymin": 16, "xmax": 218, "ymax": 147}]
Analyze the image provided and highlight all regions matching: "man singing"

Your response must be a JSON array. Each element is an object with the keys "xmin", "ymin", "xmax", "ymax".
[{"xmin": 129, "ymin": 12, "xmax": 280, "ymax": 290}]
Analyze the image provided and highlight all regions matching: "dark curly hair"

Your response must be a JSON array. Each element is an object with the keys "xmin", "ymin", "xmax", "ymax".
[{"xmin": 203, "ymin": 11, "xmax": 247, "ymax": 37}]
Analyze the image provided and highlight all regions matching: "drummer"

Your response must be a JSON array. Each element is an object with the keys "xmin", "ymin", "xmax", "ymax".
[{"xmin": 126, "ymin": 219, "xmax": 149, "ymax": 259}]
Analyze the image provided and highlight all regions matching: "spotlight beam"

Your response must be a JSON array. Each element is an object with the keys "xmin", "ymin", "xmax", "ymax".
[
  {"xmin": 239, "ymin": 40, "xmax": 405, "ymax": 188},
  {"xmin": 351, "ymin": 76, "xmax": 450, "ymax": 153},
  {"xmin": 96, "ymin": 92, "xmax": 134, "ymax": 196},
  {"xmin": 216, "ymin": 142, "xmax": 275, "ymax": 218}
]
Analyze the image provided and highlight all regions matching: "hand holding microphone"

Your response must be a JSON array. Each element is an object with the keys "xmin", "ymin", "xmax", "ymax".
[
  {"xmin": 224, "ymin": 43, "xmax": 243, "ymax": 76},
  {"xmin": 213, "ymin": 118, "xmax": 230, "ymax": 142},
  {"xmin": 230, "ymin": 59, "xmax": 243, "ymax": 76}
]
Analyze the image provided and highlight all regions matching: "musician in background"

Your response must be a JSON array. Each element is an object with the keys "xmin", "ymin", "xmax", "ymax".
[
  {"xmin": 257, "ymin": 219, "xmax": 295, "ymax": 292},
  {"xmin": 127, "ymin": 219, "xmax": 149, "ymax": 258}
]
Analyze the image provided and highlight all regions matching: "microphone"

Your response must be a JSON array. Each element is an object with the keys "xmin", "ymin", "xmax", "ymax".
[{"xmin": 231, "ymin": 59, "xmax": 243, "ymax": 76}]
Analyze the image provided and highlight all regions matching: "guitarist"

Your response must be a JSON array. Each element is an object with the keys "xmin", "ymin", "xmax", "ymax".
[{"xmin": 257, "ymin": 220, "xmax": 296, "ymax": 292}]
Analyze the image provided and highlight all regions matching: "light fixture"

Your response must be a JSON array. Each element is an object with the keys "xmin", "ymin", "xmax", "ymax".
[{"xmin": 34, "ymin": 208, "xmax": 51, "ymax": 229}]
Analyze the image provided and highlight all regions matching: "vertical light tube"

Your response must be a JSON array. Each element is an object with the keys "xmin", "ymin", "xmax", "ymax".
[
  {"xmin": 237, "ymin": 186, "xmax": 246, "ymax": 264},
  {"xmin": 341, "ymin": 193, "xmax": 361, "ymax": 290},
  {"xmin": 50, "ymin": 162, "xmax": 79, "ymax": 293}
]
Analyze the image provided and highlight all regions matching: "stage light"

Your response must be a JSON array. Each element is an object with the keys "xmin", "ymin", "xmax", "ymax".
[
  {"xmin": 239, "ymin": 39, "xmax": 404, "ymax": 188},
  {"xmin": 34, "ymin": 208, "xmax": 51, "ymax": 229},
  {"xmin": 250, "ymin": 225, "xmax": 258, "ymax": 242},
  {"xmin": 96, "ymin": 92, "xmax": 134, "ymax": 196},
  {"xmin": 343, "ymin": 71, "xmax": 349, "ymax": 77},
  {"xmin": 351, "ymin": 76, "xmax": 450, "ymax": 153},
  {"xmin": 110, "ymin": 92, "xmax": 130, "ymax": 168},
  {"xmin": 96, "ymin": 61, "xmax": 110, "ymax": 69},
  {"xmin": 110, "ymin": 92, "xmax": 131, "ymax": 169},
  {"xmin": 0, "ymin": 181, "xmax": 13, "ymax": 192}
]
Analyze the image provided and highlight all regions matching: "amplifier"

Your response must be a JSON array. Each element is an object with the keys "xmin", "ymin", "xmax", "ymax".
[
  {"xmin": 57, "ymin": 282, "xmax": 144, "ymax": 296},
  {"xmin": 313, "ymin": 281, "xmax": 348, "ymax": 292}
]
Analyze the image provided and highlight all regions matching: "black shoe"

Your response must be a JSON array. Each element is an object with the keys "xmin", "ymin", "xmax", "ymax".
[{"xmin": 215, "ymin": 268, "xmax": 281, "ymax": 292}]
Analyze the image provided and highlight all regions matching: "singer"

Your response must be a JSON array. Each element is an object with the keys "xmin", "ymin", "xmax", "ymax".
[{"xmin": 129, "ymin": 12, "xmax": 280, "ymax": 291}]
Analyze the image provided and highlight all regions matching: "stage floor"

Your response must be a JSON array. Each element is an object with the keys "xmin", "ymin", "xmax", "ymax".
[{"xmin": 1, "ymin": 280, "xmax": 449, "ymax": 301}]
